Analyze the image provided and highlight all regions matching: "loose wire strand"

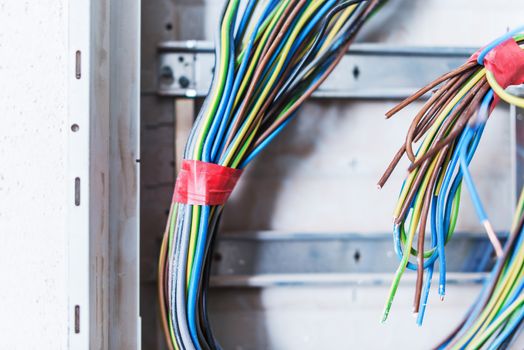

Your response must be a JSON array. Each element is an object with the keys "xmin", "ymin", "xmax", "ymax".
[{"xmin": 379, "ymin": 29, "xmax": 524, "ymax": 327}]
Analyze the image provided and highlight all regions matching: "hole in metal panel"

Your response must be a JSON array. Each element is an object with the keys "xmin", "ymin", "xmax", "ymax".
[
  {"xmin": 352, "ymin": 65, "xmax": 360, "ymax": 79},
  {"xmin": 71, "ymin": 124, "xmax": 79, "ymax": 132},
  {"xmin": 74, "ymin": 305, "xmax": 80, "ymax": 333},
  {"xmin": 74, "ymin": 177, "xmax": 80, "ymax": 206},
  {"xmin": 75, "ymin": 51, "xmax": 81, "ymax": 79},
  {"xmin": 354, "ymin": 249, "xmax": 361, "ymax": 263}
]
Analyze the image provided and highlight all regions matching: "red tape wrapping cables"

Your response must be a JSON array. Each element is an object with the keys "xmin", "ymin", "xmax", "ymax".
[
  {"xmin": 173, "ymin": 160, "xmax": 243, "ymax": 206},
  {"xmin": 470, "ymin": 39, "xmax": 524, "ymax": 104}
]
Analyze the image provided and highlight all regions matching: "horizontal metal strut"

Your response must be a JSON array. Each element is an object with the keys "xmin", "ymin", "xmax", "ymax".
[{"xmin": 157, "ymin": 41, "xmax": 475, "ymax": 99}]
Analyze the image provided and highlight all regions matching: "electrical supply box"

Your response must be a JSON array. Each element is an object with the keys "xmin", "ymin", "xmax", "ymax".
[
  {"xmin": 137, "ymin": 2, "xmax": 524, "ymax": 349},
  {"xmin": 8, "ymin": 1, "xmax": 524, "ymax": 349}
]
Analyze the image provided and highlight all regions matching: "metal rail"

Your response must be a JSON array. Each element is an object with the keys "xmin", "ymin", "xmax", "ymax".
[{"xmin": 157, "ymin": 41, "xmax": 475, "ymax": 99}]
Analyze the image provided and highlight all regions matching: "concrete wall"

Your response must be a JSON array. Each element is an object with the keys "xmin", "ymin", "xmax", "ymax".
[{"xmin": 0, "ymin": 1, "xmax": 69, "ymax": 349}]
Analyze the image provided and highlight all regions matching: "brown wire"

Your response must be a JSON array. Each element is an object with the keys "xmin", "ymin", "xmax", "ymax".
[
  {"xmin": 394, "ymin": 83, "xmax": 473, "ymax": 222},
  {"xmin": 377, "ymin": 66, "xmax": 477, "ymax": 188},
  {"xmin": 255, "ymin": 0, "xmax": 380, "ymax": 148},
  {"xmin": 221, "ymin": 0, "xmax": 305, "ymax": 155},
  {"xmin": 385, "ymin": 61, "xmax": 478, "ymax": 119},
  {"xmin": 158, "ymin": 203, "xmax": 176, "ymax": 350},
  {"xmin": 403, "ymin": 75, "xmax": 461, "ymax": 162},
  {"xmin": 236, "ymin": 13, "xmax": 345, "ymax": 160},
  {"xmin": 394, "ymin": 158, "xmax": 432, "ymax": 224},
  {"xmin": 405, "ymin": 68, "xmax": 478, "ymax": 162},
  {"xmin": 411, "ymin": 70, "xmax": 473, "ymax": 144},
  {"xmin": 413, "ymin": 147, "xmax": 449, "ymax": 313},
  {"xmin": 407, "ymin": 79, "xmax": 489, "ymax": 172},
  {"xmin": 384, "ymin": 70, "xmax": 483, "ymax": 211},
  {"xmin": 407, "ymin": 74, "xmax": 481, "ymax": 305},
  {"xmin": 435, "ymin": 212, "xmax": 524, "ymax": 349},
  {"xmin": 229, "ymin": 44, "xmax": 303, "ymax": 161}
]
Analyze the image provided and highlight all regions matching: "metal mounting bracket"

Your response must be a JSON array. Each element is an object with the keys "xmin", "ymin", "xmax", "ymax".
[{"xmin": 157, "ymin": 41, "xmax": 475, "ymax": 99}]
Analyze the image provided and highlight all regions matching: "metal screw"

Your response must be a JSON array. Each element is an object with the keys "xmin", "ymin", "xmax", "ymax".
[{"xmin": 179, "ymin": 76, "xmax": 190, "ymax": 88}]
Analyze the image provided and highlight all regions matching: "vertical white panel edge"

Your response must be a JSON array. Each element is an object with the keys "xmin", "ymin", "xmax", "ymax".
[{"xmin": 68, "ymin": 0, "xmax": 91, "ymax": 348}]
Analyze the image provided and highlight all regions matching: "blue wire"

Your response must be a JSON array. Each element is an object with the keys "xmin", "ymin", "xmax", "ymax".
[
  {"xmin": 234, "ymin": 0, "xmax": 257, "ymax": 46},
  {"xmin": 498, "ymin": 279, "xmax": 524, "ymax": 316},
  {"xmin": 234, "ymin": 0, "xmax": 334, "ymax": 124},
  {"xmin": 416, "ymin": 195, "xmax": 440, "ymax": 325},
  {"xmin": 432, "ymin": 98, "xmax": 474, "ymax": 297},
  {"xmin": 417, "ymin": 266, "xmax": 434, "ymax": 326},
  {"xmin": 493, "ymin": 228, "xmax": 524, "ymax": 314},
  {"xmin": 444, "ymin": 202, "xmax": 521, "ymax": 345},
  {"xmin": 220, "ymin": 54, "xmax": 333, "ymax": 165},
  {"xmin": 187, "ymin": 205, "xmax": 210, "ymax": 349},
  {"xmin": 201, "ymin": 2, "xmax": 241, "ymax": 162},
  {"xmin": 458, "ymin": 128, "xmax": 489, "ymax": 221},
  {"xmin": 435, "ymin": 118, "xmax": 486, "ymax": 297},
  {"xmin": 458, "ymin": 91, "xmax": 494, "ymax": 224},
  {"xmin": 488, "ymin": 306, "xmax": 524, "ymax": 350},
  {"xmin": 203, "ymin": 44, "xmax": 236, "ymax": 162},
  {"xmin": 392, "ymin": 159, "xmax": 439, "ymax": 272},
  {"xmin": 393, "ymin": 114, "xmax": 487, "ymax": 300},
  {"xmin": 288, "ymin": 0, "xmax": 337, "ymax": 63},
  {"xmin": 216, "ymin": 0, "xmax": 344, "ymax": 164},
  {"xmin": 239, "ymin": 114, "xmax": 295, "ymax": 168},
  {"xmin": 211, "ymin": 0, "xmax": 280, "ymax": 162},
  {"xmin": 477, "ymin": 25, "xmax": 524, "ymax": 65}
]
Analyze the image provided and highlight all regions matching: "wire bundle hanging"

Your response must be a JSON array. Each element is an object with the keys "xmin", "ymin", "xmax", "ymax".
[
  {"xmin": 157, "ymin": 1, "xmax": 383, "ymax": 349},
  {"xmin": 378, "ymin": 28, "xmax": 524, "ymax": 327}
]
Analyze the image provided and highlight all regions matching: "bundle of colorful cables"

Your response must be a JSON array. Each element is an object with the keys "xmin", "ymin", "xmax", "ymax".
[
  {"xmin": 378, "ymin": 27, "xmax": 524, "ymax": 327},
  {"xmin": 436, "ymin": 188, "xmax": 524, "ymax": 349},
  {"xmin": 157, "ymin": 1, "xmax": 384, "ymax": 349}
]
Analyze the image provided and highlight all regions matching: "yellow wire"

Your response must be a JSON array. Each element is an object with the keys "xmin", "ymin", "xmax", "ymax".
[
  {"xmin": 393, "ymin": 69, "xmax": 486, "ymax": 218},
  {"xmin": 233, "ymin": 0, "xmax": 290, "ymax": 109},
  {"xmin": 465, "ymin": 294, "xmax": 524, "ymax": 350},
  {"xmin": 186, "ymin": 205, "xmax": 201, "ymax": 285},
  {"xmin": 298, "ymin": 5, "xmax": 355, "ymax": 82},
  {"xmin": 318, "ymin": 5, "xmax": 356, "ymax": 53},
  {"xmin": 232, "ymin": 5, "xmax": 355, "ymax": 166},
  {"xmin": 475, "ymin": 251, "xmax": 523, "ymax": 337},
  {"xmin": 382, "ymin": 155, "xmax": 439, "ymax": 322},
  {"xmin": 223, "ymin": 1, "xmax": 326, "ymax": 166},
  {"xmin": 452, "ymin": 243, "xmax": 524, "ymax": 349},
  {"xmin": 193, "ymin": 0, "xmax": 239, "ymax": 160},
  {"xmin": 511, "ymin": 188, "xmax": 524, "ymax": 231},
  {"xmin": 486, "ymin": 70, "xmax": 524, "ymax": 108}
]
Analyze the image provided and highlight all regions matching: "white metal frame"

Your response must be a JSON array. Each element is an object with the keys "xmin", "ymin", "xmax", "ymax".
[
  {"xmin": 67, "ymin": 1, "xmax": 141, "ymax": 348},
  {"xmin": 67, "ymin": 0, "xmax": 91, "ymax": 348}
]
